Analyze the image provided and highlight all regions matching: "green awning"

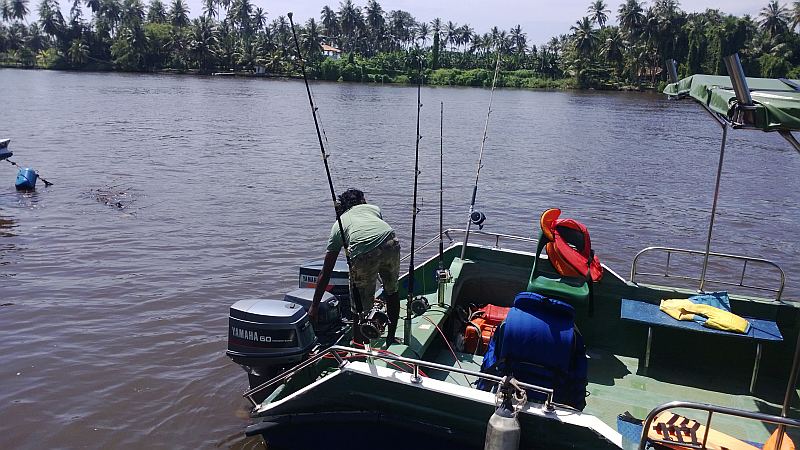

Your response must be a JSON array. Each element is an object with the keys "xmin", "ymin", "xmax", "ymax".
[{"xmin": 664, "ymin": 75, "xmax": 800, "ymax": 131}]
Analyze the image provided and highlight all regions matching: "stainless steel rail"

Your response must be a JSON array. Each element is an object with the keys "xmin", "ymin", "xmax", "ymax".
[
  {"xmin": 400, "ymin": 228, "xmax": 538, "ymax": 263},
  {"xmin": 630, "ymin": 246, "xmax": 786, "ymax": 300},
  {"xmin": 638, "ymin": 400, "xmax": 800, "ymax": 450},
  {"xmin": 243, "ymin": 344, "xmax": 555, "ymax": 410}
]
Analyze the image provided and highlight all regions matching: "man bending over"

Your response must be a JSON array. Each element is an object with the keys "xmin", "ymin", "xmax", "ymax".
[{"xmin": 310, "ymin": 188, "xmax": 401, "ymax": 344}]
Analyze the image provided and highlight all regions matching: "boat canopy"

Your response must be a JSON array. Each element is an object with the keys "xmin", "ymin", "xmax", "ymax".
[{"xmin": 664, "ymin": 75, "xmax": 800, "ymax": 132}]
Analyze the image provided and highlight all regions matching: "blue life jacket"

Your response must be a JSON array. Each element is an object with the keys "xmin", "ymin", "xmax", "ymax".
[{"xmin": 478, "ymin": 292, "xmax": 588, "ymax": 410}]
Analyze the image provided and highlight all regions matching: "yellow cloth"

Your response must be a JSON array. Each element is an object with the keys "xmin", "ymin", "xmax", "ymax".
[{"xmin": 659, "ymin": 299, "xmax": 751, "ymax": 334}]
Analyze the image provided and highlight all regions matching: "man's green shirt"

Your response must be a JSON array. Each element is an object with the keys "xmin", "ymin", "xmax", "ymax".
[{"xmin": 327, "ymin": 204, "xmax": 393, "ymax": 258}]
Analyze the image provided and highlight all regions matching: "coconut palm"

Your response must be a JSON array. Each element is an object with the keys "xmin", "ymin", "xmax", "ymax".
[
  {"xmin": 337, "ymin": 0, "xmax": 362, "ymax": 52},
  {"xmin": 571, "ymin": 16, "xmax": 598, "ymax": 57},
  {"xmin": 791, "ymin": 1, "xmax": 800, "ymax": 31},
  {"xmin": 444, "ymin": 20, "xmax": 457, "ymax": 51},
  {"xmin": 617, "ymin": 0, "xmax": 644, "ymax": 37},
  {"xmin": 189, "ymin": 14, "xmax": 216, "ymax": 71},
  {"xmin": 147, "ymin": 0, "xmax": 166, "ymax": 23},
  {"xmin": 415, "ymin": 21, "xmax": 428, "ymax": 46},
  {"xmin": 169, "ymin": 0, "xmax": 188, "ymax": 28},
  {"xmin": 251, "ymin": 7, "xmax": 266, "ymax": 32},
  {"xmin": 121, "ymin": 0, "xmax": 144, "ymax": 27},
  {"xmin": 1, "ymin": 0, "xmax": 12, "ymax": 22},
  {"xmin": 68, "ymin": 36, "xmax": 88, "ymax": 64},
  {"xmin": 320, "ymin": 5, "xmax": 338, "ymax": 40},
  {"xmin": 11, "ymin": 0, "xmax": 29, "ymax": 22},
  {"xmin": 588, "ymin": 0, "xmax": 610, "ymax": 28},
  {"xmin": 37, "ymin": 0, "xmax": 63, "ymax": 37},
  {"xmin": 201, "ymin": 0, "xmax": 214, "ymax": 18},
  {"xmin": 759, "ymin": 0, "xmax": 791, "ymax": 37}
]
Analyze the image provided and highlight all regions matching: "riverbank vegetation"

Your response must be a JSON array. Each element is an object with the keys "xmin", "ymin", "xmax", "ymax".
[{"xmin": 1, "ymin": 0, "xmax": 799, "ymax": 88}]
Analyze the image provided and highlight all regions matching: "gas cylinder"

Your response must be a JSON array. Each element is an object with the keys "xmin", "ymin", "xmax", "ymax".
[{"xmin": 484, "ymin": 405, "xmax": 521, "ymax": 450}]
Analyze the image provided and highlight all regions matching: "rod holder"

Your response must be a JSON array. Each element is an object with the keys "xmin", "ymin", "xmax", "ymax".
[
  {"xmin": 667, "ymin": 59, "xmax": 678, "ymax": 83},
  {"xmin": 723, "ymin": 53, "xmax": 756, "ymax": 125}
]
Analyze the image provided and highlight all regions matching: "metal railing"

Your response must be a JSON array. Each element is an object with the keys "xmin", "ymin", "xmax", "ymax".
[
  {"xmin": 400, "ymin": 228, "xmax": 538, "ymax": 263},
  {"xmin": 243, "ymin": 344, "xmax": 555, "ymax": 410},
  {"xmin": 639, "ymin": 401, "xmax": 800, "ymax": 450},
  {"xmin": 630, "ymin": 246, "xmax": 786, "ymax": 300}
]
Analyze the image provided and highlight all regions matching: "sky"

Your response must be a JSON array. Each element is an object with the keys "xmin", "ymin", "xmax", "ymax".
[{"xmin": 60, "ymin": 0, "xmax": 772, "ymax": 45}]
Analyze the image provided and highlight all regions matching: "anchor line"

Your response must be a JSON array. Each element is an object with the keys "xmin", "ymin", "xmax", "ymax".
[
  {"xmin": 4, "ymin": 159, "xmax": 54, "ymax": 186},
  {"xmin": 405, "ymin": 49, "xmax": 424, "ymax": 336},
  {"xmin": 287, "ymin": 12, "xmax": 362, "ymax": 314},
  {"xmin": 460, "ymin": 51, "xmax": 501, "ymax": 260}
]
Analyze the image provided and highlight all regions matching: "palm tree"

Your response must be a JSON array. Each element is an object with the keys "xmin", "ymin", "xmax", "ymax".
[
  {"xmin": 84, "ymin": 0, "xmax": 99, "ymax": 14},
  {"xmin": 617, "ymin": 0, "xmax": 644, "ymax": 37},
  {"xmin": 189, "ymin": 14, "xmax": 216, "ymax": 71},
  {"xmin": 301, "ymin": 17, "xmax": 322, "ymax": 59},
  {"xmin": 1, "ymin": 0, "xmax": 12, "ymax": 22},
  {"xmin": 169, "ymin": 0, "xmax": 188, "ymax": 28},
  {"xmin": 337, "ymin": 0, "xmax": 361, "ymax": 52},
  {"xmin": 320, "ymin": 5, "xmax": 338, "ymax": 40},
  {"xmin": 37, "ymin": 0, "xmax": 63, "ymax": 37},
  {"xmin": 759, "ymin": 0, "xmax": 791, "ymax": 37},
  {"xmin": 588, "ymin": 0, "xmax": 610, "ymax": 28},
  {"xmin": 444, "ymin": 20, "xmax": 457, "ymax": 51},
  {"xmin": 791, "ymin": 1, "xmax": 800, "ymax": 31},
  {"xmin": 147, "ymin": 0, "xmax": 166, "ymax": 23},
  {"xmin": 251, "ymin": 6, "xmax": 266, "ymax": 32},
  {"xmin": 415, "ymin": 21, "xmax": 428, "ymax": 46},
  {"xmin": 459, "ymin": 24, "xmax": 473, "ymax": 52},
  {"xmin": 571, "ymin": 16, "xmax": 598, "ymax": 57},
  {"xmin": 201, "ymin": 0, "xmax": 214, "ymax": 18},
  {"xmin": 121, "ymin": 0, "xmax": 145, "ymax": 27},
  {"xmin": 11, "ymin": 0, "xmax": 29, "ymax": 22},
  {"xmin": 68, "ymin": 36, "xmax": 88, "ymax": 64},
  {"xmin": 603, "ymin": 27, "xmax": 624, "ymax": 77}
]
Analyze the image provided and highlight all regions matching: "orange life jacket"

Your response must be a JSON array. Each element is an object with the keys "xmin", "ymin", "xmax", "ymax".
[{"xmin": 540, "ymin": 208, "xmax": 603, "ymax": 282}]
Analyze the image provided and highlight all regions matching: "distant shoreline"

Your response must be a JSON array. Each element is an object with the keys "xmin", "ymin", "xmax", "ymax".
[{"xmin": 0, "ymin": 65, "xmax": 655, "ymax": 92}]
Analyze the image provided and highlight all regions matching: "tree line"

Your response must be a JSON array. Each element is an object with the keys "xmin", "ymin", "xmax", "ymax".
[{"xmin": 1, "ymin": 0, "xmax": 799, "ymax": 88}]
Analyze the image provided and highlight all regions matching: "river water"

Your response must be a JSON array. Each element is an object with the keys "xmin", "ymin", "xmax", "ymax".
[{"xmin": 0, "ymin": 69, "xmax": 798, "ymax": 449}]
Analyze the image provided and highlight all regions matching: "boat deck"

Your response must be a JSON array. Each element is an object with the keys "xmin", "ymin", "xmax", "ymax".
[{"xmin": 420, "ymin": 341, "xmax": 800, "ymax": 448}]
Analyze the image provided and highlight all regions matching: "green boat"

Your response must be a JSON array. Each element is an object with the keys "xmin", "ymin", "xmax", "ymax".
[{"xmin": 227, "ymin": 56, "xmax": 800, "ymax": 450}]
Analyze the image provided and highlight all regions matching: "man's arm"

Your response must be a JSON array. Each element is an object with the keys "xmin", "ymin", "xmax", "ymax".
[{"xmin": 309, "ymin": 250, "xmax": 340, "ymax": 321}]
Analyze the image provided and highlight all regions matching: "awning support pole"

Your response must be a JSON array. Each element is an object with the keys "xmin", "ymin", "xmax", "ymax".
[
  {"xmin": 699, "ymin": 124, "xmax": 727, "ymax": 292},
  {"xmin": 780, "ymin": 131, "xmax": 800, "ymax": 155}
]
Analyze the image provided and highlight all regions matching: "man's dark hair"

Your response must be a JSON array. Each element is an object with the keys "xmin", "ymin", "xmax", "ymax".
[{"xmin": 337, "ymin": 189, "xmax": 366, "ymax": 214}]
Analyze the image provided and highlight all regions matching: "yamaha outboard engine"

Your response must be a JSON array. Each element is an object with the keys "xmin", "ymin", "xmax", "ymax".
[
  {"xmin": 299, "ymin": 259, "xmax": 351, "ymax": 318},
  {"xmin": 227, "ymin": 289, "xmax": 345, "ymax": 403}
]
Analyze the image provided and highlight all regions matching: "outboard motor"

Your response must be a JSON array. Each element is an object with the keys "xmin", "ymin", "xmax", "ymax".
[
  {"xmin": 299, "ymin": 259, "xmax": 351, "ymax": 317},
  {"xmin": 227, "ymin": 289, "xmax": 346, "ymax": 403},
  {"xmin": 283, "ymin": 288, "xmax": 345, "ymax": 344},
  {"xmin": 227, "ymin": 299, "xmax": 316, "ymax": 402}
]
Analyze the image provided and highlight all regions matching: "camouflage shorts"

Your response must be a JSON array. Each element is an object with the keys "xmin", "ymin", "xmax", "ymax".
[{"xmin": 349, "ymin": 234, "xmax": 400, "ymax": 314}]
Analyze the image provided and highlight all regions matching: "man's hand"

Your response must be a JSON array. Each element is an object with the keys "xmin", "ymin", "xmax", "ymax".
[{"xmin": 308, "ymin": 303, "xmax": 319, "ymax": 323}]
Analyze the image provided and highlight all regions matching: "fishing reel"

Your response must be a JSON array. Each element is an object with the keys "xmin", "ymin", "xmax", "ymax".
[
  {"xmin": 359, "ymin": 306, "xmax": 390, "ymax": 340},
  {"xmin": 409, "ymin": 295, "xmax": 430, "ymax": 316},
  {"xmin": 436, "ymin": 268, "xmax": 452, "ymax": 283},
  {"xmin": 470, "ymin": 211, "xmax": 487, "ymax": 230}
]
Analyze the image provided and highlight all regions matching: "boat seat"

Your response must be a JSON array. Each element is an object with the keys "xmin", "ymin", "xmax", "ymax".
[{"xmin": 527, "ymin": 230, "xmax": 594, "ymax": 315}]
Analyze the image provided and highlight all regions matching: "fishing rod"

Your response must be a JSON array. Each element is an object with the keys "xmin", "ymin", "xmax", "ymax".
[
  {"xmin": 287, "ymin": 12, "xmax": 362, "ymax": 316},
  {"xmin": 5, "ymin": 159, "xmax": 54, "ymax": 186},
  {"xmin": 460, "ymin": 51, "xmax": 501, "ymax": 260},
  {"xmin": 436, "ymin": 101, "xmax": 451, "ymax": 308},
  {"xmin": 404, "ymin": 49, "xmax": 424, "ymax": 344},
  {"xmin": 438, "ymin": 102, "xmax": 444, "ymax": 266}
]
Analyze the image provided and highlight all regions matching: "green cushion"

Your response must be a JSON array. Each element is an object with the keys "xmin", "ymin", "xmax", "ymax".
[{"xmin": 526, "ymin": 275, "xmax": 589, "ymax": 305}]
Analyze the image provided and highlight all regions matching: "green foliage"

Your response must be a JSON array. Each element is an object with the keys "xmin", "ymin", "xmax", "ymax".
[{"xmin": 0, "ymin": 0, "xmax": 798, "ymax": 91}]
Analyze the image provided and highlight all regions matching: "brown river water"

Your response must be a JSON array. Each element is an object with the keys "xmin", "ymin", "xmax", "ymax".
[{"xmin": 0, "ymin": 69, "xmax": 798, "ymax": 449}]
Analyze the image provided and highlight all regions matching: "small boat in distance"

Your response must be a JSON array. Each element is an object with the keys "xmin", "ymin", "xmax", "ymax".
[
  {"xmin": 0, "ymin": 139, "xmax": 12, "ymax": 161},
  {"xmin": 226, "ymin": 56, "xmax": 800, "ymax": 450}
]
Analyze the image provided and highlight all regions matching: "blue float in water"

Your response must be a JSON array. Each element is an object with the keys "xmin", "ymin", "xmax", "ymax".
[{"xmin": 15, "ymin": 168, "xmax": 38, "ymax": 190}]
